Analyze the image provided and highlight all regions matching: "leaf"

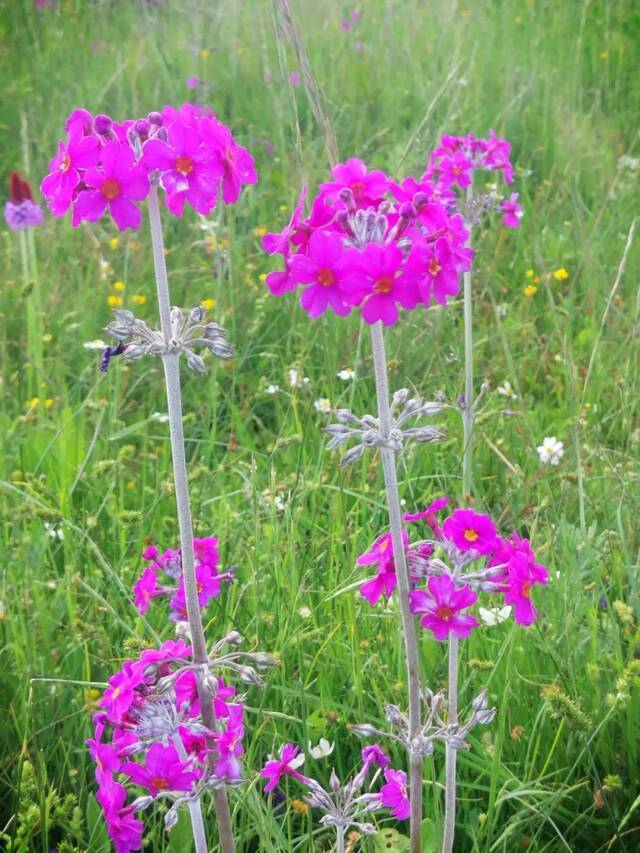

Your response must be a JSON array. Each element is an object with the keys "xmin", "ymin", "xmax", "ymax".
[
  {"xmin": 372, "ymin": 827, "xmax": 411, "ymax": 851},
  {"xmin": 85, "ymin": 795, "xmax": 110, "ymax": 851},
  {"xmin": 166, "ymin": 807, "xmax": 195, "ymax": 852}
]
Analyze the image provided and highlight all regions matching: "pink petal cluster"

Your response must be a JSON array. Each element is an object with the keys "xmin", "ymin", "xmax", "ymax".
[
  {"xmin": 426, "ymin": 131, "xmax": 516, "ymax": 187},
  {"xmin": 378, "ymin": 768, "xmax": 411, "ymax": 820},
  {"xmin": 90, "ymin": 639, "xmax": 245, "ymax": 852},
  {"xmin": 262, "ymin": 743, "xmax": 309, "ymax": 792},
  {"xmin": 359, "ymin": 497, "xmax": 547, "ymax": 636},
  {"xmin": 262, "ymin": 156, "xmax": 472, "ymax": 325},
  {"xmin": 40, "ymin": 105, "xmax": 257, "ymax": 230},
  {"xmin": 132, "ymin": 535, "xmax": 234, "ymax": 620}
]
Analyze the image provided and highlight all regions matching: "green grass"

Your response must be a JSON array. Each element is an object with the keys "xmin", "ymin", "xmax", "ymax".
[{"xmin": 1, "ymin": 0, "xmax": 640, "ymax": 850}]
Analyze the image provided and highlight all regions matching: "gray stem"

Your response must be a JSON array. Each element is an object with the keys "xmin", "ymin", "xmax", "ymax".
[
  {"xmin": 462, "ymin": 186, "xmax": 474, "ymax": 499},
  {"xmin": 336, "ymin": 824, "xmax": 346, "ymax": 853},
  {"xmin": 442, "ymin": 637, "xmax": 459, "ymax": 853},
  {"xmin": 148, "ymin": 184, "xmax": 236, "ymax": 853},
  {"xmin": 173, "ymin": 735, "xmax": 208, "ymax": 853},
  {"xmin": 369, "ymin": 321, "xmax": 423, "ymax": 853}
]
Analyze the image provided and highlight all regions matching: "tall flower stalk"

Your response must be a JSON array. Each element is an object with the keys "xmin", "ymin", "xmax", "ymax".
[
  {"xmin": 147, "ymin": 183, "xmax": 236, "ymax": 853},
  {"xmin": 369, "ymin": 321, "xmax": 424, "ymax": 846},
  {"xmin": 461, "ymin": 184, "xmax": 475, "ymax": 500}
]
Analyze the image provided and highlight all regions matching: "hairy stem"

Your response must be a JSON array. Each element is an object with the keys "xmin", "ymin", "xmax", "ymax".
[
  {"xmin": 148, "ymin": 184, "xmax": 236, "ymax": 853},
  {"xmin": 336, "ymin": 825, "xmax": 346, "ymax": 853},
  {"xmin": 174, "ymin": 736, "xmax": 208, "ymax": 853},
  {"xmin": 370, "ymin": 321, "xmax": 423, "ymax": 853},
  {"xmin": 462, "ymin": 186, "xmax": 474, "ymax": 499},
  {"xmin": 442, "ymin": 637, "xmax": 459, "ymax": 853}
]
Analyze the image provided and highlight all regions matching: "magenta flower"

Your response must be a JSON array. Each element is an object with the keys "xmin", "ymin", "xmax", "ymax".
[
  {"xmin": 143, "ymin": 121, "xmax": 219, "ymax": 216},
  {"xmin": 439, "ymin": 150, "xmax": 473, "ymax": 188},
  {"xmin": 73, "ymin": 141, "xmax": 149, "ymax": 231},
  {"xmin": 403, "ymin": 496, "xmax": 449, "ymax": 525},
  {"xmin": 132, "ymin": 567, "xmax": 159, "ymax": 615},
  {"xmin": 186, "ymin": 75, "xmax": 200, "ymax": 89},
  {"xmin": 289, "ymin": 70, "xmax": 301, "ymax": 86},
  {"xmin": 213, "ymin": 704, "xmax": 245, "ymax": 781},
  {"xmin": 404, "ymin": 237, "xmax": 460, "ymax": 306},
  {"xmin": 442, "ymin": 508, "xmax": 500, "ymax": 555},
  {"xmin": 357, "ymin": 530, "xmax": 410, "ymax": 605},
  {"xmin": 96, "ymin": 778, "xmax": 143, "ymax": 853},
  {"xmin": 361, "ymin": 743, "xmax": 390, "ymax": 769},
  {"xmin": 200, "ymin": 118, "xmax": 258, "ymax": 205},
  {"xmin": 320, "ymin": 157, "xmax": 389, "ymax": 207},
  {"xmin": 378, "ymin": 768, "xmax": 410, "ymax": 820},
  {"xmin": 356, "ymin": 243, "xmax": 420, "ymax": 325},
  {"xmin": 263, "ymin": 187, "xmax": 308, "ymax": 257},
  {"xmin": 262, "ymin": 743, "xmax": 309, "ymax": 792},
  {"xmin": 290, "ymin": 230, "xmax": 359, "ymax": 318},
  {"xmin": 86, "ymin": 739, "xmax": 121, "ymax": 786},
  {"xmin": 101, "ymin": 661, "xmax": 144, "ymax": 723},
  {"xmin": 410, "ymin": 574, "xmax": 479, "ymax": 641},
  {"xmin": 123, "ymin": 743, "xmax": 198, "ymax": 798},
  {"xmin": 502, "ymin": 192, "xmax": 523, "ymax": 228},
  {"xmin": 492, "ymin": 533, "xmax": 548, "ymax": 625},
  {"xmin": 40, "ymin": 118, "xmax": 100, "ymax": 215}
]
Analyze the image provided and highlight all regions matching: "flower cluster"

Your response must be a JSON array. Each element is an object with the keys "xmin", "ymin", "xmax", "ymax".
[
  {"xmin": 89, "ymin": 638, "xmax": 246, "ymax": 853},
  {"xmin": 261, "ymin": 742, "xmax": 410, "ymax": 835},
  {"xmin": 357, "ymin": 498, "xmax": 548, "ymax": 632},
  {"xmin": 4, "ymin": 171, "xmax": 44, "ymax": 231},
  {"xmin": 262, "ymin": 157, "xmax": 472, "ymax": 325},
  {"xmin": 425, "ymin": 132, "xmax": 522, "ymax": 228},
  {"xmin": 133, "ymin": 535, "xmax": 234, "ymax": 621},
  {"xmin": 40, "ymin": 104, "xmax": 257, "ymax": 230}
]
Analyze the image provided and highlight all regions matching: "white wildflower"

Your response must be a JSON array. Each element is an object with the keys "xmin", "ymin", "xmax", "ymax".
[
  {"xmin": 537, "ymin": 436, "xmax": 564, "ymax": 466},
  {"xmin": 151, "ymin": 412, "xmax": 170, "ymax": 423},
  {"xmin": 308, "ymin": 738, "xmax": 335, "ymax": 760},
  {"xmin": 83, "ymin": 339, "xmax": 107, "ymax": 350},
  {"xmin": 478, "ymin": 606, "xmax": 512, "ymax": 626},
  {"xmin": 337, "ymin": 368, "xmax": 355, "ymax": 381},
  {"xmin": 265, "ymin": 384, "xmax": 280, "ymax": 395},
  {"xmin": 314, "ymin": 398, "xmax": 331, "ymax": 413},
  {"xmin": 497, "ymin": 380, "xmax": 517, "ymax": 399}
]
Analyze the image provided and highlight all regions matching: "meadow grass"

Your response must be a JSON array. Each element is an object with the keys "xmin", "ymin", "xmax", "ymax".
[{"xmin": 1, "ymin": 0, "xmax": 639, "ymax": 850}]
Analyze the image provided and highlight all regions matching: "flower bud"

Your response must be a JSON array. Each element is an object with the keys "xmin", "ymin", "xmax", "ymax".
[
  {"xmin": 413, "ymin": 191, "xmax": 428, "ymax": 210},
  {"xmin": 147, "ymin": 111, "xmax": 163, "ymax": 126},
  {"xmin": 347, "ymin": 723, "xmax": 378, "ymax": 737},
  {"xmin": 94, "ymin": 114, "xmax": 113, "ymax": 135},
  {"xmin": 135, "ymin": 119, "xmax": 151, "ymax": 141}
]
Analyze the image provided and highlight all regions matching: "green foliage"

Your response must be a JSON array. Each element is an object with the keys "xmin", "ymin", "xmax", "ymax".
[{"xmin": 1, "ymin": 0, "xmax": 639, "ymax": 850}]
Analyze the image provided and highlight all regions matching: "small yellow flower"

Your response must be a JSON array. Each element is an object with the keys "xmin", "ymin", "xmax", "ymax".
[
  {"xmin": 107, "ymin": 294, "xmax": 124, "ymax": 308},
  {"xmin": 113, "ymin": 280, "xmax": 125, "ymax": 292},
  {"xmin": 259, "ymin": 273, "xmax": 267, "ymax": 283},
  {"xmin": 202, "ymin": 298, "xmax": 216, "ymax": 310},
  {"xmin": 220, "ymin": 238, "xmax": 230, "ymax": 249},
  {"xmin": 553, "ymin": 267, "xmax": 569, "ymax": 281},
  {"xmin": 525, "ymin": 269, "xmax": 534, "ymax": 278},
  {"xmin": 600, "ymin": 51, "xmax": 608, "ymax": 60},
  {"xmin": 108, "ymin": 237, "xmax": 120, "ymax": 250},
  {"xmin": 200, "ymin": 49, "xmax": 210, "ymax": 59},
  {"xmin": 132, "ymin": 294, "xmax": 147, "ymax": 305},
  {"xmin": 292, "ymin": 799, "xmax": 309, "ymax": 816},
  {"xmin": 42, "ymin": 333, "xmax": 53, "ymax": 343},
  {"xmin": 26, "ymin": 397, "xmax": 39, "ymax": 410},
  {"xmin": 278, "ymin": 204, "xmax": 288, "ymax": 213},
  {"xmin": 253, "ymin": 226, "xmax": 268, "ymax": 238},
  {"xmin": 44, "ymin": 398, "xmax": 54, "ymax": 410},
  {"xmin": 524, "ymin": 284, "xmax": 538, "ymax": 298},
  {"xmin": 127, "ymin": 481, "xmax": 136, "ymax": 489}
]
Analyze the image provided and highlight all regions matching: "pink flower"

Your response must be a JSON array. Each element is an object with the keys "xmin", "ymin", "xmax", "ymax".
[
  {"xmin": 492, "ymin": 534, "xmax": 548, "ymax": 625},
  {"xmin": 143, "ymin": 121, "xmax": 219, "ymax": 216},
  {"xmin": 101, "ymin": 662, "xmax": 144, "ymax": 723},
  {"xmin": 40, "ymin": 118, "xmax": 100, "ymax": 215},
  {"xmin": 439, "ymin": 150, "xmax": 473, "ymax": 188},
  {"xmin": 410, "ymin": 574, "xmax": 479, "ymax": 641},
  {"xmin": 404, "ymin": 237, "xmax": 460, "ymax": 306},
  {"xmin": 379, "ymin": 768, "xmax": 410, "ymax": 820},
  {"xmin": 361, "ymin": 743, "xmax": 390, "ymax": 769},
  {"xmin": 186, "ymin": 75, "xmax": 200, "ymax": 89},
  {"xmin": 263, "ymin": 187, "xmax": 308, "ymax": 257},
  {"xmin": 200, "ymin": 118, "xmax": 258, "ymax": 205},
  {"xmin": 213, "ymin": 704, "xmax": 245, "ymax": 781},
  {"xmin": 123, "ymin": 743, "xmax": 199, "ymax": 798},
  {"xmin": 87, "ymin": 738, "xmax": 121, "ymax": 786},
  {"xmin": 356, "ymin": 242, "xmax": 420, "ymax": 326},
  {"xmin": 320, "ymin": 157, "xmax": 389, "ymax": 207},
  {"xmin": 442, "ymin": 508, "xmax": 500, "ymax": 555},
  {"xmin": 96, "ymin": 778, "xmax": 143, "ymax": 853},
  {"xmin": 357, "ymin": 530, "xmax": 410, "ymax": 606},
  {"xmin": 262, "ymin": 743, "xmax": 309, "ymax": 792},
  {"xmin": 169, "ymin": 560, "xmax": 225, "ymax": 620},
  {"xmin": 290, "ymin": 230, "xmax": 359, "ymax": 318},
  {"xmin": 289, "ymin": 71, "xmax": 301, "ymax": 86},
  {"xmin": 403, "ymin": 497, "xmax": 449, "ymax": 525},
  {"xmin": 73, "ymin": 141, "xmax": 149, "ymax": 231},
  {"xmin": 132, "ymin": 567, "xmax": 159, "ymax": 615},
  {"xmin": 502, "ymin": 192, "xmax": 523, "ymax": 228}
]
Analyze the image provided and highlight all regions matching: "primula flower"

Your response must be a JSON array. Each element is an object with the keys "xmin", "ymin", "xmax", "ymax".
[
  {"xmin": 319, "ymin": 156, "xmax": 389, "ymax": 207},
  {"xmin": 142, "ymin": 121, "xmax": 219, "ymax": 216},
  {"xmin": 502, "ymin": 193, "xmax": 523, "ymax": 228},
  {"xmin": 404, "ymin": 237, "xmax": 460, "ymax": 306},
  {"xmin": 262, "ymin": 743, "xmax": 309, "ymax": 792},
  {"xmin": 403, "ymin": 496, "xmax": 449, "ymax": 527},
  {"xmin": 200, "ymin": 118, "xmax": 258, "ymax": 205},
  {"xmin": 439, "ymin": 151, "xmax": 474, "ymax": 188},
  {"xmin": 357, "ymin": 530, "xmax": 409, "ymax": 606},
  {"xmin": 74, "ymin": 141, "xmax": 149, "ymax": 231},
  {"xmin": 101, "ymin": 661, "xmax": 144, "ymax": 723},
  {"xmin": 361, "ymin": 743, "xmax": 390, "ymax": 769},
  {"xmin": 214, "ymin": 704, "xmax": 245, "ymax": 781},
  {"xmin": 132, "ymin": 566, "xmax": 159, "ymax": 615},
  {"xmin": 491, "ymin": 533, "xmax": 548, "ymax": 625},
  {"xmin": 356, "ymin": 242, "xmax": 419, "ymax": 326},
  {"xmin": 4, "ymin": 172, "xmax": 44, "ymax": 230},
  {"xmin": 410, "ymin": 574, "xmax": 479, "ymax": 641},
  {"xmin": 123, "ymin": 743, "xmax": 199, "ymax": 797},
  {"xmin": 40, "ymin": 118, "xmax": 101, "ymax": 215},
  {"xmin": 442, "ymin": 508, "xmax": 500, "ymax": 554},
  {"xmin": 96, "ymin": 778, "xmax": 143, "ymax": 853},
  {"xmin": 378, "ymin": 768, "xmax": 410, "ymax": 820},
  {"xmin": 290, "ymin": 230, "xmax": 359, "ymax": 317}
]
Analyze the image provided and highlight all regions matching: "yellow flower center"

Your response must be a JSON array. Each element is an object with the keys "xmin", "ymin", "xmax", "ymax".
[
  {"xmin": 101, "ymin": 179, "xmax": 121, "ymax": 200},
  {"xmin": 318, "ymin": 268, "xmax": 335, "ymax": 287},
  {"xmin": 428, "ymin": 259, "xmax": 441, "ymax": 277},
  {"xmin": 463, "ymin": 528, "xmax": 479, "ymax": 542},
  {"xmin": 60, "ymin": 153, "xmax": 71, "ymax": 173},
  {"xmin": 373, "ymin": 276, "xmax": 393, "ymax": 294},
  {"xmin": 175, "ymin": 155, "xmax": 194, "ymax": 176}
]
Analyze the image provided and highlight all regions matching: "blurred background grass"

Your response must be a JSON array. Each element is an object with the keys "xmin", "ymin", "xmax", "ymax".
[{"xmin": 1, "ymin": 0, "xmax": 639, "ymax": 850}]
